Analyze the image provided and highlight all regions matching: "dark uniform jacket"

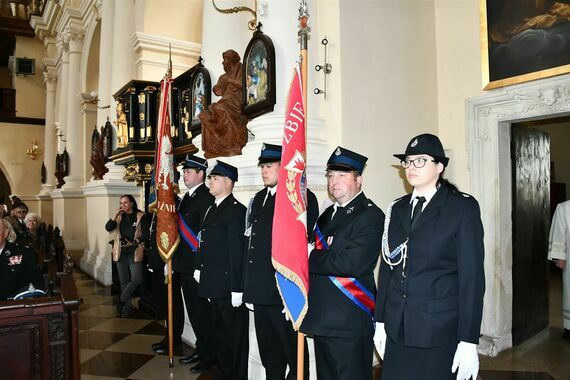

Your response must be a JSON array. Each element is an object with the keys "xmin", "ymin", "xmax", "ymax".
[
  {"xmin": 198, "ymin": 194, "xmax": 246, "ymax": 299},
  {"xmin": 375, "ymin": 185, "xmax": 485, "ymax": 348},
  {"xmin": 243, "ymin": 188, "xmax": 319, "ymax": 305},
  {"xmin": 301, "ymin": 192, "xmax": 384, "ymax": 338},
  {"xmin": 173, "ymin": 183, "xmax": 214, "ymax": 274},
  {"xmin": 0, "ymin": 241, "xmax": 44, "ymax": 300},
  {"xmin": 142, "ymin": 213, "xmax": 163, "ymax": 272}
]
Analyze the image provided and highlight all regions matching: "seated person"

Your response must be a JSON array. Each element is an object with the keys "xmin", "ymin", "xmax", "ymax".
[
  {"xmin": 23, "ymin": 212, "xmax": 46, "ymax": 266},
  {"xmin": 0, "ymin": 219, "xmax": 45, "ymax": 300}
]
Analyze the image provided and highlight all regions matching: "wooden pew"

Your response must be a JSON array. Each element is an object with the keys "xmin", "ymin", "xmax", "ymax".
[{"xmin": 0, "ymin": 272, "xmax": 81, "ymax": 379}]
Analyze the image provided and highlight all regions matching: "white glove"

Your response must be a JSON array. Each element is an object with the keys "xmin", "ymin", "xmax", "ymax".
[
  {"xmin": 373, "ymin": 322, "xmax": 387, "ymax": 359},
  {"xmin": 245, "ymin": 302, "xmax": 254, "ymax": 311},
  {"xmin": 193, "ymin": 270, "xmax": 201, "ymax": 283},
  {"xmin": 451, "ymin": 341, "xmax": 479, "ymax": 380},
  {"xmin": 281, "ymin": 307, "xmax": 290, "ymax": 321},
  {"xmin": 231, "ymin": 292, "xmax": 243, "ymax": 307},
  {"xmin": 307, "ymin": 242, "xmax": 315, "ymax": 257}
]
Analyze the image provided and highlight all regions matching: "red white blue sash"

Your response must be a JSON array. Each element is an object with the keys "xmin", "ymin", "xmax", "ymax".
[
  {"xmin": 178, "ymin": 213, "xmax": 199, "ymax": 253},
  {"xmin": 313, "ymin": 225, "xmax": 375, "ymax": 317}
]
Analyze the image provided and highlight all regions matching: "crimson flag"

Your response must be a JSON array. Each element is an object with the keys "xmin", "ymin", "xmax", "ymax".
[
  {"xmin": 272, "ymin": 63, "xmax": 309, "ymax": 330},
  {"xmin": 153, "ymin": 76, "xmax": 179, "ymax": 262}
]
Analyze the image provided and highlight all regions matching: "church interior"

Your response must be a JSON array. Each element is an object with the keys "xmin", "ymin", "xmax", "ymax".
[{"xmin": 1, "ymin": 0, "xmax": 570, "ymax": 378}]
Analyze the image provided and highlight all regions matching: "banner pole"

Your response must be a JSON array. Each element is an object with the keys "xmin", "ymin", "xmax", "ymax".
[
  {"xmin": 168, "ymin": 259, "xmax": 174, "ymax": 367},
  {"xmin": 297, "ymin": 2, "xmax": 309, "ymax": 379}
]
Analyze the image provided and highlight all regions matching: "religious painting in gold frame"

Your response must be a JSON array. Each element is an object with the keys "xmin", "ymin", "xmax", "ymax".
[{"xmin": 480, "ymin": 0, "xmax": 570, "ymax": 90}]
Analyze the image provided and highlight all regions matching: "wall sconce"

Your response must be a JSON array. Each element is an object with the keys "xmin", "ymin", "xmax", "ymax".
[{"xmin": 26, "ymin": 139, "xmax": 42, "ymax": 160}]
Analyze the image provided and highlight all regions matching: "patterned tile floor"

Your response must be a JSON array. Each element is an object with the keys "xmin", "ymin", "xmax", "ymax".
[{"xmin": 74, "ymin": 268, "xmax": 568, "ymax": 379}]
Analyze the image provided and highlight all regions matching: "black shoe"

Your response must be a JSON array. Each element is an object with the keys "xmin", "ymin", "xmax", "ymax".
[
  {"xmin": 151, "ymin": 341, "xmax": 165, "ymax": 351},
  {"xmin": 120, "ymin": 305, "xmax": 135, "ymax": 318},
  {"xmin": 563, "ymin": 329, "xmax": 570, "ymax": 341},
  {"xmin": 190, "ymin": 360, "xmax": 215, "ymax": 373},
  {"xmin": 179, "ymin": 352, "xmax": 201, "ymax": 365},
  {"xmin": 153, "ymin": 342, "xmax": 182, "ymax": 355}
]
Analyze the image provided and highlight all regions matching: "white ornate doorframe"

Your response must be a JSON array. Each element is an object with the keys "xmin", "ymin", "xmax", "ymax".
[{"xmin": 466, "ymin": 74, "xmax": 570, "ymax": 356}]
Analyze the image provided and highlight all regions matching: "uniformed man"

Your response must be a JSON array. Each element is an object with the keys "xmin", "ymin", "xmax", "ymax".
[
  {"xmin": 152, "ymin": 155, "xmax": 217, "ymax": 373},
  {"xmin": 301, "ymin": 147, "xmax": 385, "ymax": 380},
  {"xmin": 0, "ymin": 219, "xmax": 45, "ymax": 300},
  {"xmin": 195, "ymin": 161, "xmax": 248, "ymax": 380},
  {"xmin": 242, "ymin": 143, "xmax": 318, "ymax": 380}
]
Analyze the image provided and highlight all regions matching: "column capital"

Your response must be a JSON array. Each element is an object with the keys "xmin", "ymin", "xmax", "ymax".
[
  {"xmin": 80, "ymin": 92, "xmax": 98, "ymax": 113},
  {"xmin": 43, "ymin": 57, "xmax": 58, "ymax": 85}
]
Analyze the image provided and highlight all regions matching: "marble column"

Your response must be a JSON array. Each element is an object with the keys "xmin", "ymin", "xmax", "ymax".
[
  {"xmin": 41, "ymin": 66, "xmax": 57, "ymax": 195},
  {"xmin": 62, "ymin": 25, "xmax": 86, "ymax": 189},
  {"xmin": 109, "ymin": 0, "xmax": 135, "ymax": 127},
  {"xmin": 96, "ymin": 0, "xmax": 115, "ymax": 129},
  {"xmin": 55, "ymin": 35, "xmax": 69, "ymax": 155},
  {"xmin": 37, "ymin": 63, "xmax": 58, "ymax": 225}
]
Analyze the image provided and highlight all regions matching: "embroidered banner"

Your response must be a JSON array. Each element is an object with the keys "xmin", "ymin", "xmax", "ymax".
[
  {"xmin": 154, "ymin": 76, "xmax": 180, "ymax": 262},
  {"xmin": 272, "ymin": 63, "xmax": 309, "ymax": 331}
]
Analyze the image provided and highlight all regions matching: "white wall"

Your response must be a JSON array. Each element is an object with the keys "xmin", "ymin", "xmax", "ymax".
[{"xmin": 339, "ymin": 0, "xmax": 439, "ymax": 208}]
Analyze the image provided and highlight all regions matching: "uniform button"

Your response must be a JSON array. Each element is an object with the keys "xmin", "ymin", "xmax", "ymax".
[
  {"xmin": 402, "ymin": 293, "xmax": 406, "ymax": 298},
  {"xmin": 251, "ymin": 246, "xmax": 254, "ymax": 249},
  {"xmin": 252, "ymin": 232, "xmax": 256, "ymax": 236},
  {"xmin": 254, "ymin": 219, "xmax": 258, "ymax": 223},
  {"xmin": 249, "ymin": 260, "xmax": 253, "ymax": 264}
]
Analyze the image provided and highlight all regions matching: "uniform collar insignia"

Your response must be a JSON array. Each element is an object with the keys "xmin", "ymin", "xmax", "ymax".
[{"xmin": 346, "ymin": 206, "xmax": 354, "ymax": 214}]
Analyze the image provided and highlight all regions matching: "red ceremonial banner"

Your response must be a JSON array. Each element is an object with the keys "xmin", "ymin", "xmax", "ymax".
[
  {"xmin": 272, "ymin": 63, "xmax": 309, "ymax": 330},
  {"xmin": 154, "ymin": 77, "xmax": 180, "ymax": 262}
]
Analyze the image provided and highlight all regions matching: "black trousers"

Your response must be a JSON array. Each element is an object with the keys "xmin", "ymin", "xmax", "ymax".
[
  {"xmin": 180, "ymin": 272, "xmax": 216, "ymax": 361},
  {"xmin": 313, "ymin": 334, "xmax": 373, "ymax": 380},
  {"xmin": 210, "ymin": 297, "xmax": 249, "ymax": 380},
  {"xmin": 254, "ymin": 304, "xmax": 309, "ymax": 380}
]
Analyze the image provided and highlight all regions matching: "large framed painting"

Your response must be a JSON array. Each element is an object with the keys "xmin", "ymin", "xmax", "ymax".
[
  {"xmin": 242, "ymin": 28, "xmax": 276, "ymax": 118},
  {"xmin": 480, "ymin": 0, "xmax": 570, "ymax": 90}
]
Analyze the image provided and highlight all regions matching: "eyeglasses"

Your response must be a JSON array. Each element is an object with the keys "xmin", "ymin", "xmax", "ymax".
[{"xmin": 401, "ymin": 158, "xmax": 436, "ymax": 169}]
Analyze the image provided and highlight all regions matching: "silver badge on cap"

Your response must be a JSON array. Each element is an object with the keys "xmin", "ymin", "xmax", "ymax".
[
  {"xmin": 262, "ymin": 143, "xmax": 266, "ymax": 150},
  {"xmin": 335, "ymin": 147, "xmax": 342, "ymax": 156},
  {"xmin": 411, "ymin": 138, "xmax": 418, "ymax": 147}
]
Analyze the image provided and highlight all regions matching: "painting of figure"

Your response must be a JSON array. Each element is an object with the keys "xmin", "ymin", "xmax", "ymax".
[
  {"xmin": 481, "ymin": 0, "xmax": 570, "ymax": 89},
  {"xmin": 242, "ymin": 30, "xmax": 275, "ymax": 119},
  {"xmin": 192, "ymin": 72, "xmax": 206, "ymax": 121},
  {"xmin": 246, "ymin": 41, "xmax": 269, "ymax": 106}
]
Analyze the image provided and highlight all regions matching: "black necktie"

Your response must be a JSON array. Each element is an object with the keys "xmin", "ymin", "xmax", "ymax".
[
  {"xmin": 411, "ymin": 196, "xmax": 426, "ymax": 228},
  {"xmin": 331, "ymin": 205, "xmax": 343, "ymax": 220}
]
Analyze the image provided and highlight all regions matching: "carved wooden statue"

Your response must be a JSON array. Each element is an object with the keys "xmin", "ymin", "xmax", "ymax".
[
  {"xmin": 200, "ymin": 50, "xmax": 248, "ymax": 158},
  {"xmin": 90, "ymin": 123, "xmax": 111, "ymax": 180}
]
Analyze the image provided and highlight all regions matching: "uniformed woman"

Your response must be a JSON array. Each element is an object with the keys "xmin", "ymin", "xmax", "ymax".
[
  {"xmin": 105, "ymin": 194, "xmax": 147, "ymax": 317},
  {"xmin": 374, "ymin": 134, "xmax": 485, "ymax": 380}
]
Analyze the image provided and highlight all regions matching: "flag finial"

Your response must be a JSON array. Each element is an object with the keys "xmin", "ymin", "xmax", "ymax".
[{"xmin": 167, "ymin": 44, "xmax": 172, "ymax": 78}]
